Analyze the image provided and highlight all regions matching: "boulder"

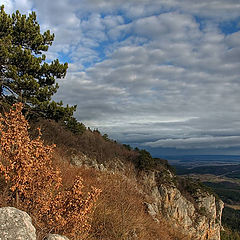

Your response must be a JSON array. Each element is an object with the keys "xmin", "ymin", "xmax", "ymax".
[
  {"xmin": 45, "ymin": 234, "xmax": 69, "ymax": 240},
  {"xmin": 0, "ymin": 207, "xmax": 36, "ymax": 240}
]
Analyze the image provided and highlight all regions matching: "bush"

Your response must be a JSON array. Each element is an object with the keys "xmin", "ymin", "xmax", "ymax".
[
  {"xmin": 134, "ymin": 149, "xmax": 155, "ymax": 170},
  {"xmin": 0, "ymin": 103, "xmax": 101, "ymax": 239},
  {"xmin": 65, "ymin": 116, "xmax": 86, "ymax": 135}
]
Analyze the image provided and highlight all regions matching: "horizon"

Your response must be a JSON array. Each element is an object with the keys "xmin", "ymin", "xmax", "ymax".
[{"xmin": 4, "ymin": 0, "xmax": 240, "ymax": 156}]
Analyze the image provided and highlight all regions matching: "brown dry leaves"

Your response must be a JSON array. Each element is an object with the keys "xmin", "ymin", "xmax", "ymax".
[{"xmin": 0, "ymin": 103, "xmax": 101, "ymax": 239}]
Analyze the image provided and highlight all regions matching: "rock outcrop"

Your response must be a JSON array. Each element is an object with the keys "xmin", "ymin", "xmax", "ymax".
[
  {"xmin": 70, "ymin": 154, "xmax": 106, "ymax": 171},
  {"xmin": 141, "ymin": 170, "xmax": 224, "ymax": 240},
  {"xmin": 0, "ymin": 207, "xmax": 69, "ymax": 240},
  {"xmin": 70, "ymin": 152, "xmax": 224, "ymax": 240}
]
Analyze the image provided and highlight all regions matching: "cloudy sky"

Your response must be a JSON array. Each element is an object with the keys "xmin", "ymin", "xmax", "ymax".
[{"xmin": 3, "ymin": 0, "xmax": 240, "ymax": 156}]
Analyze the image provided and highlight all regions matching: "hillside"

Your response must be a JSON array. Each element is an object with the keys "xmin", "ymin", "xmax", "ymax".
[
  {"xmin": 28, "ymin": 118, "xmax": 223, "ymax": 240},
  {"xmin": 0, "ymin": 104, "xmax": 224, "ymax": 240}
]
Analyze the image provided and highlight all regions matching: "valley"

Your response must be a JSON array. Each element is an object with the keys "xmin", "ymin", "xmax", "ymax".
[{"xmin": 167, "ymin": 155, "xmax": 240, "ymax": 237}]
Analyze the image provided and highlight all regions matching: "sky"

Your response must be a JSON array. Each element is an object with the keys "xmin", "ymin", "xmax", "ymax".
[{"xmin": 3, "ymin": 0, "xmax": 240, "ymax": 156}]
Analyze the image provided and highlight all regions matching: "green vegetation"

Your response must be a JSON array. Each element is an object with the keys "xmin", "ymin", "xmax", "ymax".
[
  {"xmin": 134, "ymin": 149, "xmax": 155, "ymax": 170},
  {"xmin": 0, "ymin": 5, "xmax": 85, "ymax": 134},
  {"xmin": 133, "ymin": 148, "xmax": 175, "ymax": 173}
]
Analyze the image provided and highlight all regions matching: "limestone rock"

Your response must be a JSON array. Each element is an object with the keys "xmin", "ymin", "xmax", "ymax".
[
  {"xmin": 0, "ymin": 207, "xmax": 36, "ymax": 240},
  {"xmin": 141, "ymin": 170, "xmax": 224, "ymax": 240},
  {"xmin": 70, "ymin": 154, "xmax": 106, "ymax": 171},
  {"xmin": 145, "ymin": 202, "xmax": 159, "ymax": 223},
  {"xmin": 45, "ymin": 234, "xmax": 69, "ymax": 240},
  {"xmin": 70, "ymin": 154, "xmax": 126, "ymax": 172}
]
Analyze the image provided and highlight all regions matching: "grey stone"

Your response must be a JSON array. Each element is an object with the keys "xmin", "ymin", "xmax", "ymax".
[
  {"xmin": 45, "ymin": 234, "xmax": 69, "ymax": 240},
  {"xmin": 0, "ymin": 207, "xmax": 36, "ymax": 240},
  {"xmin": 145, "ymin": 202, "xmax": 159, "ymax": 223},
  {"xmin": 140, "ymin": 170, "xmax": 224, "ymax": 240}
]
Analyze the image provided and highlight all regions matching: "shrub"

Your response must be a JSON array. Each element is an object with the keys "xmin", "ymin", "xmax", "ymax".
[
  {"xmin": 65, "ymin": 116, "xmax": 86, "ymax": 135},
  {"xmin": 134, "ymin": 149, "xmax": 155, "ymax": 170},
  {"xmin": 30, "ymin": 118, "xmax": 138, "ymax": 165},
  {"xmin": 0, "ymin": 103, "xmax": 101, "ymax": 239}
]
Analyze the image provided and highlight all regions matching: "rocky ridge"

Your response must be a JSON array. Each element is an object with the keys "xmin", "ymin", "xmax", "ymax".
[
  {"xmin": 0, "ymin": 153, "xmax": 224, "ymax": 240},
  {"xmin": 141, "ymin": 170, "xmax": 224, "ymax": 240},
  {"xmin": 72, "ymin": 153, "xmax": 224, "ymax": 240}
]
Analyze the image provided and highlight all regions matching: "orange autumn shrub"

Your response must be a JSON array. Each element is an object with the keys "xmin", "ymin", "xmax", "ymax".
[
  {"xmin": 0, "ymin": 103, "xmax": 101, "ymax": 239},
  {"xmin": 0, "ymin": 102, "xmax": 60, "ymax": 217},
  {"xmin": 48, "ymin": 175, "xmax": 101, "ymax": 238}
]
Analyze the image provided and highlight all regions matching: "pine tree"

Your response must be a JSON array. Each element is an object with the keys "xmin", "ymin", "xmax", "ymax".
[{"xmin": 0, "ymin": 5, "xmax": 75, "ymax": 122}]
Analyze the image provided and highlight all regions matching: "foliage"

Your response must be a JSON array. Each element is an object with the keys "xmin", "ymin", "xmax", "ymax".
[
  {"xmin": 0, "ymin": 5, "xmax": 85, "ymax": 135},
  {"xmin": 0, "ymin": 103, "xmax": 100, "ymax": 239},
  {"xmin": 0, "ymin": 103, "xmax": 60, "ymax": 215},
  {"xmin": 0, "ymin": 6, "xmax": 65, "ymax": 112},
  {"xmin": 102, "ymin": 133, "xmax": 109, "ymax": 141},
  {"xmin": 48, "ymin": 175, "xmax": 101, "ymax": 238},
  {"xmin": 134, "ymin": 149, "xmax": 155, "ymax": 170},
  {"xmin": 65, "ymin": 115, "xmax": 86, "ymax": 135},
  {"xmin": 133, "ymin": 148, "xmax": 175, "ymax": 173},
  {"xmin": 123, "ymin": 144, "xmax": 132, "ymax": 151}
]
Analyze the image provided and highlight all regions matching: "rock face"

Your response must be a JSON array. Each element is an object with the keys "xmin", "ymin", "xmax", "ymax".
[
  {"xmin": 70, "ymin": 153, "xmax": 224, "ymax": 240},
  {"xmin": 142, "ymin": 170, "xmax": 224, "ymax": 240},
  {"xmin": 70, "ymin": 154, "xmax": 126, "ymax": 172},
  {"xmin": 0, "ymin": 207, "xmax": 36, "ymax": 240},
  {"xmin": 70, "ymin": 154, "xmax": 106, "ymax": 171}
]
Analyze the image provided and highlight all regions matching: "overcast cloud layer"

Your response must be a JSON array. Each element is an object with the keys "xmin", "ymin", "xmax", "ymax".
[{"xmin": 4, "ymin": 0, "xmax": 240, "ymax": 155}]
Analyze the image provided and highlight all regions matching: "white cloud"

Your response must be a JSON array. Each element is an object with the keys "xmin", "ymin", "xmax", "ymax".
[
  {"xmin": 1, "ymin": 0, "xmax": 13, "ymax": 13},
  {"xmin": 4, "ymin": 0, "xmax": 240, "ymax": 153},
  {"xmin": 144, "ymin": 136, "xmax": 240, "ymax": 149},
  {"xmin": 2, "ymin": 0, "xmax": 32, "ymax": 13}
]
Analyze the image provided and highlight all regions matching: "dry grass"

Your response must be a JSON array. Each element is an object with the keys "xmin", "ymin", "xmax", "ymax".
[
  {"xmin": 34, "ymin": 118, "xmax": 190, "ymax": 240},
  {"xmin": 30, "ymin": 119, "xmax": 137, "ymax": 165},
  {"xmin": 53, "ymin": 149, "xmax": 189, "ymax": 240}
]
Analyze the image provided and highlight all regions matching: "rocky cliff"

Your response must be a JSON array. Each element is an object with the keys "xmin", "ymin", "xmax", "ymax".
[
  {"xmin": 70, "ymin": 153, "xmax": 224, "ymax": 240},
  {"xmin": 141, "ymin": 169, "xmax": 224, "ymax": 240}
]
